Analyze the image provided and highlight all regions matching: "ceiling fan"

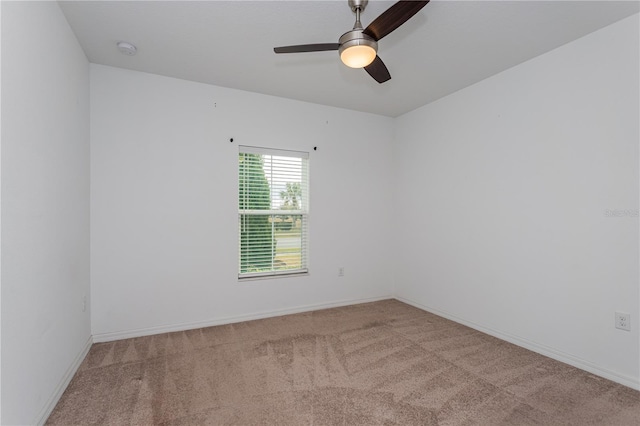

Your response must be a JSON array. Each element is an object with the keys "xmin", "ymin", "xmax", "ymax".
[{"xmin": 274, "ymin": 0, "xmax": 429, "ymax": 84}]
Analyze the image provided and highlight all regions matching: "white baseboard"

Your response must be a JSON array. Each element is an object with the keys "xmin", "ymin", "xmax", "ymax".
[
  {"xmin": 396, "ymin": 296, "xmax": 640, "ymax": 391},
  {"xmin": 92, "ymin": 295, "xmax": 393, "ymax": 343},
  {"xmin": 35, "ymin": 335, "xmax": 93, "ymax": 425}
]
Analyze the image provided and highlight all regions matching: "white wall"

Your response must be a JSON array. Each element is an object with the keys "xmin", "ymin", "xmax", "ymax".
[
  {"xmin": 393, "ymin": 14, "xmax": 639, "ymax": 388},
  {"xmin": 1, "ymin": 1, "xmax": 91, "ymax": 424},
  {"xmin": 90, "ymin": 64, "xmax": 394, "ymax": 338}
]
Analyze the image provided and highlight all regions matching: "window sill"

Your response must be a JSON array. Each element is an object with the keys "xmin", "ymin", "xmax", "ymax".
[{"xmin": 238, "ymin": 271, "xmax": 309, "ymax": 282}]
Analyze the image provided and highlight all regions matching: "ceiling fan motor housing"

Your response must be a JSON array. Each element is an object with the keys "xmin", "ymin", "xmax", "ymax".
[{"xmin": 338, "ymin": 29, "xmax": 378, "ymax": 68}]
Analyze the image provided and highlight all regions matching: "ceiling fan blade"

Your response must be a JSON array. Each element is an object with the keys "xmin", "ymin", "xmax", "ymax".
[
  {"xmin": 363, "ymin": 1, "xmax": 429, "ymax": 41},
  {"xmin": 364, "ymin": 56, "xmax": 391, "ymax": 84},
  {"xmin": 274, "ymin": 43, "xmax": 340, "ymax": 54}
]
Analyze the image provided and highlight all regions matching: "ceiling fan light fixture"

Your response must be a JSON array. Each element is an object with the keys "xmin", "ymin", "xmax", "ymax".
[
  {"xmin": 340, "ymin": 44, "xmax": 377, "ymax": 68},
  {"xmin": 338, "ymin": 31, "xmax": 377, "ymax": 68}
]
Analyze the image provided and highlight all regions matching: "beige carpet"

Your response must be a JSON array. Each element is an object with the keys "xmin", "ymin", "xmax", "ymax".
[{"xmin": 47, "ymin": 300, "xmax": 640, "ymax": 425}]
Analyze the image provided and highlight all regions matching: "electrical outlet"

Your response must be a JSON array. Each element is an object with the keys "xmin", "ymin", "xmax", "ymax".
[
  {"xmin": 338, "ymin": 267, "xmax": 344, "ymax": 277},
  {"xmin": 615, "ymin": 312, "xmax": 630, "ymax": 331},
  {"xmin": 82, "ymin": 295, "xmax": 87, "ymax": 313}
]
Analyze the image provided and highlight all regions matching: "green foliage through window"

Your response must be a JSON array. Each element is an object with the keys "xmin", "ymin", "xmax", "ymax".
[{"xmin": 239, "ymin": 153, "xmax": 274, "ymax": 273}]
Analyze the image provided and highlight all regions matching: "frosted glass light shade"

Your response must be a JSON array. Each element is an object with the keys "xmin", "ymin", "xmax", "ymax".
[{"xmin": 340, "ymin": 45, "xmax": 377, "ymax": 68}]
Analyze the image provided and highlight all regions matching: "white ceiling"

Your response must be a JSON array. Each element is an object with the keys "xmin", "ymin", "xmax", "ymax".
[{"xmin": 59, "ymin": 1, "xmax": 639, "ymax": 117}]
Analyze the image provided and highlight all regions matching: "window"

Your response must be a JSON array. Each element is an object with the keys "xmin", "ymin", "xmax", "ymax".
[{"xmin": 238, "ymin": 146, "xmax": 309, "ymax": 279}]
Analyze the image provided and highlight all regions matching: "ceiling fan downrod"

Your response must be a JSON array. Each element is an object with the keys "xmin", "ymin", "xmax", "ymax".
[{"xmin": 352, "ymin": 1, "xmax": 365, "ymax": 30}]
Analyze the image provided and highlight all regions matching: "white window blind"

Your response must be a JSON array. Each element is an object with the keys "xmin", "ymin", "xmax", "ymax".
[{"xmin": 238, "ymin": 146, "xmax": 309, "ymax": 278}]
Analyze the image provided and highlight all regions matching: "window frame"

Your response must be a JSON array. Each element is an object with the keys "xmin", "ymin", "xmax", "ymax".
[{"xmin": 237, "ymin": 146, "xmax": 310, "ymax": 280}]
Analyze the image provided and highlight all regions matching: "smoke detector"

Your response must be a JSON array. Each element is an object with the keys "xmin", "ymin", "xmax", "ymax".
[{"xmin": 117, "ymin": 41, "xmax": 137, "ymax": 56}]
